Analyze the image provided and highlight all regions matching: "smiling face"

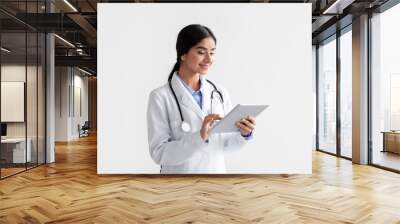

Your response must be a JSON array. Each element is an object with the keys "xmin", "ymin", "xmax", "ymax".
[{"xmin": 181, "ymin": 37, "xmax": 216, "ymax": 75}]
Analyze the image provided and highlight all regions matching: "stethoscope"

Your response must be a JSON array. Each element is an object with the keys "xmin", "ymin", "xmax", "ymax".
[{"xmin": 168, "ymin": 76, "xmax": 224, "ymax": 133}]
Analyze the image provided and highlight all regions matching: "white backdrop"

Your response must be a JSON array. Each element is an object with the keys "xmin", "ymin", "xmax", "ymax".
[{"xmin": 98, "ymin": 3, "xmax": 312, "ymax": 174}]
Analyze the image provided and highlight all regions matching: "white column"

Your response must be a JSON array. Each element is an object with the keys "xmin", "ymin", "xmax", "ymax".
[
  {"xmin": 46, "ymin": 1, "xmax": 55, "ymax": 163},
  {"xmin": 46, "ymin": 33, "xmax": 55, "ymax": 163}
]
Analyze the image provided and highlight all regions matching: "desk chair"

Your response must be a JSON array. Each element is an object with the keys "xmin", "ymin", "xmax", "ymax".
[{"xmin": 78, "ymin": 121, "xmax": 90, "ymax": 138}]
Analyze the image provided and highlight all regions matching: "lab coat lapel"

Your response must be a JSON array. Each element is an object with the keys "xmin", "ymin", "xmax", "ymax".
[{"xmin": 171, "ymin": 73, "xmax": 204, "ymax": 120}]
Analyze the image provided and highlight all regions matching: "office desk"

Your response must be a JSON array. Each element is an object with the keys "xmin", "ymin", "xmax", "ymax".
[
  {"xmin": 382, "ymin": 131, "xmax": 400, "ymax": 154},
  {"xmin": 1, "ymin": 138, "xmax": 32, "ymax": 164}
]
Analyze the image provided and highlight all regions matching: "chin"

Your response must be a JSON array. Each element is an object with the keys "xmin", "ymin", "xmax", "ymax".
[{"xmin": 199, "ymin": 69, "xmax": 209, "ymax": 75}]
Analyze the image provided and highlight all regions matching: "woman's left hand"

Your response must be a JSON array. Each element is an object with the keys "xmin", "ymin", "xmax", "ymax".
[{"xmin": 235, "ymin": 116, "xmax": 256, "ymax": 136}]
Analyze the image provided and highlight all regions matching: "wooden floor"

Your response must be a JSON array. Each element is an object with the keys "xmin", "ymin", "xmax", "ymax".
[
  {"xmin": 0, "ymin": 167, "xmax": 26, "ymax": 178},
  {"xmin": 373, "ymin": 151, "xmax": 400, "ymax": 171},
  {"xmin": 1, "ymin": 135, "xmax": 400, "ymax": 223},
  {"xmin": 1, "ymin": 163, "xmax": 45, "ymax": 178}
]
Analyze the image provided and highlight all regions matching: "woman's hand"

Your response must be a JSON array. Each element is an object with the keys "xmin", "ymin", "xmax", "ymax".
[
  {"xmin": 200, "ymin": 114, "xmax": 223, "ymax": 141},
  {"xmin": 235, "ymin": 116, "xmax": 256, "ymax": 136}
]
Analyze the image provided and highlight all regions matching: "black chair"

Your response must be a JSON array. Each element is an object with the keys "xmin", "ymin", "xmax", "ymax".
[{"xmin": 79, "ymin": 121, "xmax": 90, "ymax": 138}]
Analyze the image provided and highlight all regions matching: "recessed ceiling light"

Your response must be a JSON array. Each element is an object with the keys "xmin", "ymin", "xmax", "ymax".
[
  {"xmin": 54, "ymin": 34, "xmax": 75, "ymax": 48},
  {"xmin": 1, "ymin": 47, "xmax": 11, "ymax": 53},
  {"xmin": 78, "ymin": 67, "xmax": 93, "ymax": 76},
  {"xmin": 63, "ymin": 0, "xmax": 78, "ymax": 12},
  {"xmin": 322, "ymin": 0, "xmax": 355, "ymax": 15}
]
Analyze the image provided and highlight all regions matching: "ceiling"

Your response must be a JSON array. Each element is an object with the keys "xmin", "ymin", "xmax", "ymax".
[{"xmin": 0, "ymin": 0, "xmax": 394, "ymax": 75}]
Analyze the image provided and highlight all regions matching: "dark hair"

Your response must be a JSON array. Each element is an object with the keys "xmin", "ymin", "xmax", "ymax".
[{"xmin": 168, "ymin": 24, "xmax": 217, "ymax": 81}]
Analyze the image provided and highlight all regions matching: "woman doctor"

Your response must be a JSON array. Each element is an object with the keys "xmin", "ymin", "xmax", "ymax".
[{"xmin": 147, "ymin": 24, "xmax": 256, "ymax": 174}]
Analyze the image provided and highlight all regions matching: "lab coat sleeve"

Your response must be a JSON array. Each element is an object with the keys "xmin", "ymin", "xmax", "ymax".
[
  {"xmin": 223, "ymin": 132, "xmax": 248, "ymax": 152},
  {"xmin": 147, "ymin": 91, "xmax": 207, "ymax": 166},
  {"xmin": 219, "ymin": 86, "xmax": 251, "ymax": 152}
]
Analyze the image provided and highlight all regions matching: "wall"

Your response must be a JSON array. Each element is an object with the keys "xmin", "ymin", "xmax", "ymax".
[{"xmin": 55, "ymin": 67, "xmax": 89, "ymax": 141}]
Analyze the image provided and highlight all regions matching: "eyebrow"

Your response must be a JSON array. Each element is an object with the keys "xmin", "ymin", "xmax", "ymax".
[{"xmin": 196, "ymin": 46, "xmax": 216, "ymax": 51}]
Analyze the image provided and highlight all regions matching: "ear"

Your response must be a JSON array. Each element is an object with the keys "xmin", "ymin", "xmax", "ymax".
[{"xmin": 181, "ymin": 54, "xmax": 186, "ymax": 61}]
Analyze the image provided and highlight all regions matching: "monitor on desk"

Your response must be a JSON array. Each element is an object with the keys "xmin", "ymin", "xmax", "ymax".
[{"xmin": 1, "ymin": 123, "xmax": 7, "ymax": 138}]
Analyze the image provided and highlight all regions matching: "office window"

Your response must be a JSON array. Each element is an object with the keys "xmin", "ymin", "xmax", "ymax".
[
  {"xmin": 318, "ymin": 37, "xmax": 337, "ymax": 155},
  {"xmin": 340, "ymin": 29, "xmax": 352, "ymax": 158},
  {"xmin": 371, "ymin": 3, "xmax": 400, "ymax": 171}
]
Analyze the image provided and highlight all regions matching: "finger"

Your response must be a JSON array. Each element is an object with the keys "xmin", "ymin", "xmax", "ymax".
[
  {"xmin": 205, "ymin": 118, "xmax": 215, "ymax": 125},
  {"xmin": 205, "ymin": 115, "xmax": 217, "ymax": 123},
  {"xmin": 240, "ymin": 119, "xmax": 255, "ymax": 130},
  {"xmin": 212, "ymin": 113, "xmax": 221, "ymax": 118},
  {"xmin": 236, "ymin": 122, "xmax": 252, "ymax": 133},
  {"xmin": 208, "ymin": 114, "xmax": 219, "ymax": 120},
  {"xmin": 203, "ymin": 117, "xmax": 213, "ymax": 125},
  {"xmin": 205, "ymin": 117, "xmax": 213, "ymax": 124},
  {"xmin": 205, "ymin": 114, "xmax": 215, "ymax": 120},
  {"xmin": 206, "ymin": 116, "xmax": 220, "ymax": 125},
  {"xmin": 214, "ymin": 115, "xmax": 223, "ymax": 120},
  {"xmin": 209, "ymin": 114, "xmax": 222, "ymax": 121},
  {"xmin": 247, "ymin": 116, "xmax": 256, "ymax": 125}
]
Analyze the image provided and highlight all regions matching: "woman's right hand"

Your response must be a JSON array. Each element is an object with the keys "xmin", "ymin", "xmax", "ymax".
[{"xmin": 200, "ymin": 114, "xmax": 222, "ymax": 141}]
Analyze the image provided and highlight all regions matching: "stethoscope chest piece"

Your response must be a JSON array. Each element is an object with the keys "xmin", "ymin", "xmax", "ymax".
[{"xmin": 181, "ymin": 121, "xmax": 191, "ymax": 133}]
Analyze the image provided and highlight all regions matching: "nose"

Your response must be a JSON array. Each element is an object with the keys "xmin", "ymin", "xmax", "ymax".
[{"xmin": 204, "ymin": 52, "xmax": 213, "ymax": 63}]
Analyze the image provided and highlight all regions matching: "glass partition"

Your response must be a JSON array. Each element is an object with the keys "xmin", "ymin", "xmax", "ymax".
[
  {"xmin": 27, "ymin": 31, "xmax": 38, "ymax": 169},
  {"xmin": 371, "ymin": 3, "xmax": 400, "ymax": 171},
  {"xmin": 26, "ymin": 0, "xmax": 38, "ymax": 170},
  {"xmin": 317, "ymin": 36, "xmax": 337, "ymax": 155},
  {"xmin": 339, "ymin": 28, "xmax": 352, "ymax": 158},
  {"xmin": 38, "ymin": 32, "xmax": 45, "ymax": 165},
  {"xmin": 0, "ymin": 1, "xmax": 46, "ymax": 179},
  {"xmin": 1, "ymin": 31, "xmax": 28, "ymax": 177}
]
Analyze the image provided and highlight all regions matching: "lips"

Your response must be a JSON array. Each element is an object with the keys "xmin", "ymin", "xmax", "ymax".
[{"xmin": 199, "ymin": 64, "xmax": 210, "ymax": 69}]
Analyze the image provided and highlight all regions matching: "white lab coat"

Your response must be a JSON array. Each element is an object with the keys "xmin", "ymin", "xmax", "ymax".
[{"xmin": 147, "ymin": 72, "xmax": 249, "ymax": 174}]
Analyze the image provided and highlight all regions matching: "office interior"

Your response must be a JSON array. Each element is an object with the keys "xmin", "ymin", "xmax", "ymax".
[{"xmin": 0, "ymin": 0, "xmax": 400, "ymax": 222}]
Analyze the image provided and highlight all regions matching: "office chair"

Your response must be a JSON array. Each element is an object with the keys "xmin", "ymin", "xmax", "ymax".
[{"xmin": 79, "ymin": 121, "xmax": 90, "ymax": 138}]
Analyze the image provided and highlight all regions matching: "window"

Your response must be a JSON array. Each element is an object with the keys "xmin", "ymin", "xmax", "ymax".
[
  {"xmin": 318, "ymin": 36, "xmax": 337, "ymax": 155},
  {"xmin": 340, "ymin": 29, "xmax": 352, "ymax": 158},
  {"xmin": 371, "ymin": 3, "xmax": 400, "ymax": 171}
]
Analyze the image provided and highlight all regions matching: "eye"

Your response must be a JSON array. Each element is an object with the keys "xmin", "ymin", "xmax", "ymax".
[{"xmin": 197, "ymin": 50, "xmax": 205, "ymax": 55}]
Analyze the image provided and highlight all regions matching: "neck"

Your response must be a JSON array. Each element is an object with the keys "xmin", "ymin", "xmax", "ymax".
[{"xmin": 178, "ymin": 66, "xmax": 201, "ymax": 91}]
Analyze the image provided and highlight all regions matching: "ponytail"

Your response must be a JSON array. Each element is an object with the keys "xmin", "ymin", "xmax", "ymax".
[{"xmin": 168, "ymin": 61, "xmax": 180, "ymax": 81}]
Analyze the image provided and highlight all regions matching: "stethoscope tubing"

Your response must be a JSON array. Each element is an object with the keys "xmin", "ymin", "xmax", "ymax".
[{"xmin": 168, "ymin": 77, "xmax": 224, "ymax": 132}]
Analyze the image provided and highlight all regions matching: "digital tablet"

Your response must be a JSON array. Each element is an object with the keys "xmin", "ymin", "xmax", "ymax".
[{"xmin": 210, "ymin": 104, "xmax": 269, "ymax": 134}]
